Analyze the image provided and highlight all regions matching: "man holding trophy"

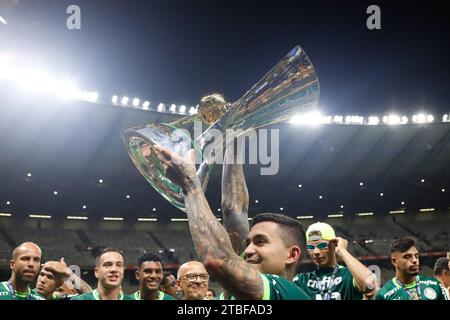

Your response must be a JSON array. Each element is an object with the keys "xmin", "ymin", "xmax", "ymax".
[{"xmin": 124, "ymin": 46, "xmax": 319, "ymax": 299}]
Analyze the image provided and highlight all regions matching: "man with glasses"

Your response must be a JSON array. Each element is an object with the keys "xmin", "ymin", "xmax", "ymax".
[
  {"xmin": 176, "ymin": 261, "xmax": 209, "ymax": 300},
  {"xmin": 293, "ymin": 222, "xmax": 376, "ymax": 300}
]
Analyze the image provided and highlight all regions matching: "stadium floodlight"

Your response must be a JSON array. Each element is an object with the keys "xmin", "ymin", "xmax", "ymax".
[
  {"xmin": 319, "ymin": 195, "xmax": 323, "ymax": 199},
  {"xmin": 401, "ymin": 116, "xmax": 408, "ymax": 124},
  {"xmin": 126, "ymin": 195, "xmax": 130, "ymax": 199},
  {"xmin": 138, "ymin": 218, "xmax": 158, "ymax": 222},
  {"xmin": 217, "ymin": 208, "xmax": 221, "ymax": 212},
  {"xmin": 382, "ymin": 116, "xmax": 388, "ymax": 124},
  {"xmin": 82, "ymin": 205, "xmax": 87, "ymax": 209},
  {"xmin": 443, "ymin": 114, "xmax": 449, "ymax": 122},
  {"xmin": 387, "ymin": 114, "xmax": 401, "ymax": 125},
  {"xmin": 0, "ymin": 213, "xmax": 12, "ymax": 217},
  {"xmin": 296, "ymin": 216, "xmax": 314, "ymax": 219},
  {"xmin": 0, "ymin": 16, "xmax": 7, "ymax": 25},
  {"xmin": 328, "ymin": 214, "xmax": 344, "ymax": 218},
  {"xmin": 6, "ymin": 201, "xmax": 11, "ymax": 205},
  {"xmin": 27, "ymin": 172, "xmax": 32, "ymax": 177},
  {"xmin": 413, "ymin": 113, "xmax": 427, "ymax": 124},
  {"xmin": 248, "ymin": 218, "xmax": 253, "ymax": 221},
  {"xmin": 345, "ymin": 115, "xmax": 364, "ymax": 125},
  {"xmin": 112, "ymin": 95, "xmax": 118, "ymax": 104},
  {"xmin": 333, "ymin": 115, "xmax": 343, "ymax": 124},
  {"xmin": 132, "ymin": 98, "xmax": 140, "ymax": 107},
  {"xmin": 421, "ymin": 178, "xmax": 425, "ymax": 183},
  {"xmin": 290, "ymin": 110, "xmax": 325, "ymax": 125},
  {"xmin": 401, "ymin": 201, "xmax": 405, "ymax": 205},
  {"xmin": 103, "ymin": 217, "xmax": 124, "ymax": 221},
  {"xmin": 427, "ymin": 114, "xmax": 434, "ymax": 123},
  {"xmin": 340, "ymin": 205, "xmax": 344, "ymax": 209},
  {"xmin": 171, "ymin": 218, "xmax": 188, "ymax": 222},
  {"xmin": 29, "ymin": 214, "xmax": 52, "ymax": 219},
  {"xmin": 298, "ymin": 184, "xmax": 302, "ymax": 188},
  {"xmin": 390, "ymin": 210, "xmax": 405, "ymax": 214},
  {"xmin": 255, "ymin": 199, "xmax": 259, "ymax": 203},
  {"xmin": 442, "ymin": 188, "xmax": 446, "ymax": 192},
  {"xmin": 357, "ymin": 212, "xmax": 374, "ymax": 216},
  {"xmin": 189, "ymin": 106, "xmax": 197, "ymax": 115},
  {"xmin": 359, "ymin": 182, "xmax": 364, "ymax": 186},
  {"xmin": 98, "ymin": 179, "xmax": 103, "ymax": 184},
  {"xmin": 53, "ymin": 191, "xmax": 58, "ymax": 195},
  {"xmin": 368, "ymin": 116, "xmax": 379, "ymax": 125},
  {"xmin": 217, "ymin": 217, "xmax": 222, "ymax": 221},
  {"xmin": 67, "ymin": 216, "xmax": 88, "ymax": 220},
  {"xmin": 179, "ymin": 105, "xmax": 186, "ymax": 113},
  {"xmin": 157, "ymin": 103, "xmax": 165, "ymax": 112},
  {"xmin": 169, "ymin": 104, "xmax": 177, "ymax": 112},
  {"xmin": 121, "ymin": 96, "xmax": 129, "ymax": 105},
  {"xmin": 142, "ymin": 101, "xmax": 150, "ymax": 109},
  {"xmin": 152, "ymin": 208, "xmax": 157, "ymax": 212},
  {"xmin": 419, "ymin": 208, "xmax": 435, "ymax": 213},
  {"xmin": 279, "ymin": 207, "xmax": 284, "ymax": 211}
]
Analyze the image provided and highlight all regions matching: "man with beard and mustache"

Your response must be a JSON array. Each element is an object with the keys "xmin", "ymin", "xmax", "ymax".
[
  {"xmin": 293, "ymin": 222, "xmax": 376, "ymax": 300},
  {"xmin": 376, "ymin": 237, "xmax": 448, "ymax": 300},
  {"xmin": 0, "ymin": 242, "xmax": 44, "ymax": 300},
  {"xmin": 132, "ymin": 253, "xmax": 176, "ymax": 300},
  {"xmin": 72, "ymin": 248, "xmax": 133, "ymax": 300}
]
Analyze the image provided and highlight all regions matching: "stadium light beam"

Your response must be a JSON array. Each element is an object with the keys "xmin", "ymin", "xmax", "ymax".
[
  {"xmin": 132, "ymin": 98, "xmax": 140, "ymax": 107},
  {"xmin": 142, "ymin": 101, "xmax": 150, "ymax": 109}
]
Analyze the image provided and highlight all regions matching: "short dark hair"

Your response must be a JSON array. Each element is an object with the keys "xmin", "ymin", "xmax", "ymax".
[
  {"xmin": 95, "ymin": 247, "xmax": 123, "ymax": 266},
  {"xmin": 433, "ymin": 257, "xmax": 449, "ymax": 276},
  {"xmin": 207, "ymin": 289, "xmax": 216, "ymax": 296},
  {"xmin": 251, "ymin": 213, "xmax": 306, "ymax": 263},
  {"xmin": 389, "ymin": 237, "xmax": 416, "ymax": 254},
  {"xmin": 137, "ymin": 253, "xmax": 163, "ymax": 268}
]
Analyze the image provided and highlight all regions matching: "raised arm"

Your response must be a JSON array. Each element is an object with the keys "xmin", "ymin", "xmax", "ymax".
[
  {"xmin": 221, "ymin": 139, "xmax": 249, "ymax": 255},
  {"xmin": 155, "ymin": 145, "xmax": 264, "ymax": 300},
  {"xmin": 333, "ymin": 237, "xmax": 378, "ymax": 295}
]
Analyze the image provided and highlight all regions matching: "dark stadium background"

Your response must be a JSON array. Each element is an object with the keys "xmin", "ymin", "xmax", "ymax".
[{"xmin": 0, "ymin": 0, "xmax": 449, "ymax": 292}]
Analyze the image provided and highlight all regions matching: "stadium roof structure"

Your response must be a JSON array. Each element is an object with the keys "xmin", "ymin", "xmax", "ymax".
[{"xmin": 1, "ymin": 83, "xmax": 450, "ymax": 221}]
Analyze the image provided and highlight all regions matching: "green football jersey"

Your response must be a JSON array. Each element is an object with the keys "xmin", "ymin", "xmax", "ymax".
[
  {"xmin": 71, "ymin": 289, "xmax": 134, "ymax": 300},
  {"xmin": 31, "ymin": 289, "xmax": 79, "ymax": 300},
  {"xmin": 0, "ymin": 281, "xmax": 44, "ymax": 300},
  {"xmin": 293, "ymin": 265, "xmax": 363, "ymax": 300},
  {"xmin": 376, "ymin": 275, "xmax": 449, "ymax": 300},
  {"xmin": 218, "ymin": 273, "xmax": 310, "ymax": 300},
  {"xmin": 131, "ymin": 290, "xmax": 176, "ymax": 300}
]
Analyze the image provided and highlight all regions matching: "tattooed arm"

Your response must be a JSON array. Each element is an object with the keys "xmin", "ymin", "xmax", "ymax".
[
  {"xmin": 221, "ymin": 140, "xmax": 250, "ymax": 255},
  {"xmin": 154, "ymin": 145, "xmax": 264, "ymax": 300}
]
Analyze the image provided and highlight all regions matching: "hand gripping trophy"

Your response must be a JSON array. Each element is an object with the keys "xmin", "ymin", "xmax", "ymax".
[{"xmin": 123, "ymin": 46, "xmax": 319, "ymax": 211}]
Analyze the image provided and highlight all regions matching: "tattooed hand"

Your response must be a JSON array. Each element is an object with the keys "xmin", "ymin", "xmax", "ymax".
[{"xmin": 153, "ymin": 145, "xmax": 199, "ymax": 192}]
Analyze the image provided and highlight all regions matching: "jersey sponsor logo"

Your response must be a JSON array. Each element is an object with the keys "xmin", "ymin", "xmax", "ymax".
[
  {"xmin": 423, "ymin": 287, "xmax": 437, "ymax": 300},
  {"xmin": 306, "ymin": 276, "xmax": 343, "ymax": 289}
]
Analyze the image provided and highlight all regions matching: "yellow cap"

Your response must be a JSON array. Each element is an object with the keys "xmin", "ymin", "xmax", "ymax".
[{"xmin": 306, "ymin": 222, "xmax": 336, "ymax": 242}]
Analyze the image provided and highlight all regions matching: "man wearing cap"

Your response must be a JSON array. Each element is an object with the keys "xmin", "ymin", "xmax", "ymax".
[
  {"xmin": 433, "ymin": 257, "xmax": 450, "ymax": 298},
  {"xmin": 293, "ymin": 222, "xmax": 377, "ymax": 300}
]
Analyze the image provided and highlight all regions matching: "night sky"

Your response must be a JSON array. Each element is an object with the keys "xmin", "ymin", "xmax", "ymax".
[{"xmin": 2, "ymin": 0, "xmax": 450, "ymax": 115}]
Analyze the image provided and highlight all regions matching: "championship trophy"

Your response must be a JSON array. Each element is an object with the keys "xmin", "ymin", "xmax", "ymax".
[{"xmin": 123, "ymin": 45, "xmax": 319, "ymax": 211}]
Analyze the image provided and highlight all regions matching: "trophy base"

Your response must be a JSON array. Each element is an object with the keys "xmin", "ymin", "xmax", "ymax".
[{"xmin": 123, "ymin": 123, "xmax": 201, "ymax": 211}]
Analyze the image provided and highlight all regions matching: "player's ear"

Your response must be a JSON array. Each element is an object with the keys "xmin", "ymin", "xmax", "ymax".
[
  {"xmin": 94, "ymin": 267, "xmax": 99, "ymax": 279},
  {"xmin": 9, "ymin": 259, "xmax": 14, "ymax": 271},
  {"xmin": 286, "ymin": 245, "xmax": 301, "ymax": 265},
  {"xmin": 135, "ymin": 270, "xmax": 140, "ymax": 281},
  {"xmin": 391, "ymin": 255, "xmax": 397, "ymax": 268}
]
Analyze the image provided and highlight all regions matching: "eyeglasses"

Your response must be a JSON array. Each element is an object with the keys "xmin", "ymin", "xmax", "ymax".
[
  {"xmin": 306, "ymin": 242, "xmax": 329, "ymax": 251},
  {"xmin": 179, "ymin": 273, "xmax": 209, "ymax": 282}
]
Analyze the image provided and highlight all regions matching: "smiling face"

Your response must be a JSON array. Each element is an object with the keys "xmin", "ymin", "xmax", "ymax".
[
  {"xmin": 244, "ymin": 221, "xmax": 299, "ymax": 275},
  {"xmin": 136, "ymin": 260, "xmax": 164, "ymax": 292},
  {"xmin": 10, "ymin": 243, "xmax": 42, "ymax": 285},
  {"xmin": 95, "ymin": 251, "xmax": 124, "ymax": 290},
  {"xmin": 177, "ymin": 262, "xmax": 209, "ymax": 300},
  {"xmin": 392, "ymin": 246, "xmax": 420, "ymax": 278}
]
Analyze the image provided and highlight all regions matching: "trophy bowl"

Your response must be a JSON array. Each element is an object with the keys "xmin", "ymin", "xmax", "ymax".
[{"xmin": 123, "ymin": 45, "xmax": 320, "ymax": 211}]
